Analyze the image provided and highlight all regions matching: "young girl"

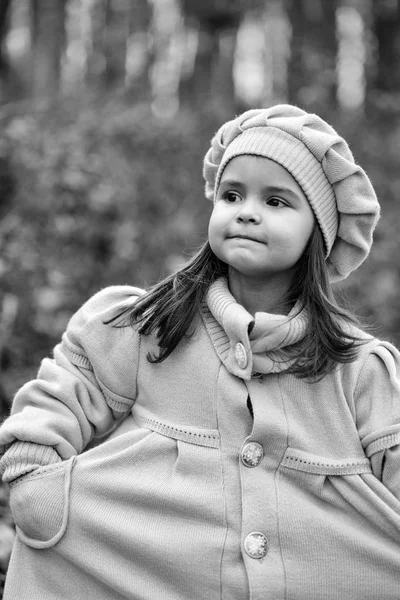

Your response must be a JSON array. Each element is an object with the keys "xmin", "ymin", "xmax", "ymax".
[{"xmin": 0, "ymin": 104, "xmax": 399, "ymax": 600}]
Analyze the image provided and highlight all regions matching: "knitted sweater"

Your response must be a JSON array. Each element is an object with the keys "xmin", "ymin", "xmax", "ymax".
[{"xmin": 1, "ymin": 282, "xmax": 400, "ymax": 600}]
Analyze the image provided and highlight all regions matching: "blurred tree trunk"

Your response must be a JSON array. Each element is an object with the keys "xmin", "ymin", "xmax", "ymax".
[
  {"xmin": 86, "ymin": 0, "xmax": 133, "ymax": 91},
  {"xmin": 0, "ymin": 0, "xmax": 11, "ymax": 78},
  {"xmin": 30, "ymin": 0, "xmax": 67, "ymax": 100},
  {"xmin": 125, "ymin": 0, "xmax": 152, "ymax": 101},
  {"xmin": 0, "ymin": 0, "xmax": 11, "ymax": 104},
  {"xmin": 372, "ymin": 0, "xmax": 400, "ymax": 92},
  {"xmin": 179, "ymin": 0, "xmax": 243, "ymax": 115},
  {"xmin": 213, "ymin": 27, "xmax": 237, "ymax": 115},
  {"xmin": 287, "ymin": 0, "xmax": 338, "ymax": 116},
  {"xmin": 85, "ymin": 0, "xmax": 107, "ymax": 87},
  {"xmin": 103, "ymin": 0, "xmax": 130, "ymax": 87},
  {"xmin": 148, "ymin": 0, "xmax": 182, "ymax": 117}
]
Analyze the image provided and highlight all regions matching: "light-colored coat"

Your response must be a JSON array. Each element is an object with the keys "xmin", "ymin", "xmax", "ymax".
[{"xmin": 1, "ymin": 285, "xmax": 400, "ymax": 600}]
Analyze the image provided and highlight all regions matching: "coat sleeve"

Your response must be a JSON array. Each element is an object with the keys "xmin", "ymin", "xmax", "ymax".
[
  {"xmin": 354, "ymin": 341, "xmax": 400, "ymax": 500},
  {"xmin": 0, "ymin": 285, "xmax": 144, "ymax": 481}
]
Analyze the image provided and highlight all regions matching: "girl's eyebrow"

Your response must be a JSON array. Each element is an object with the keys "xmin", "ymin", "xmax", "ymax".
[
  {"xmin": 219, "ymin": 179, "xmax": 245, "ymax": 189},
  {"xmin": 266, "ymin": 185, "xmax": 303, "ymax": 202}
]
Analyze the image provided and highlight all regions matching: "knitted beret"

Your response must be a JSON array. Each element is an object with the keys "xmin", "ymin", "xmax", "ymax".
[{"xmin": 203, "ymin": 104, "xmax": 380, "ymax": 281}]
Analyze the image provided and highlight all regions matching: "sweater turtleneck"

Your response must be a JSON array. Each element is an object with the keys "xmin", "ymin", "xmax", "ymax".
[{"xmin": 201, "ymin": 277, "xmax": 308, "ymax": 380}]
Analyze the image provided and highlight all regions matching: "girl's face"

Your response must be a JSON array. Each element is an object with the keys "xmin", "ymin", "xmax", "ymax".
[{"xmin": 208, "ymin": 155, "xmax": 315, "ymax": 284}]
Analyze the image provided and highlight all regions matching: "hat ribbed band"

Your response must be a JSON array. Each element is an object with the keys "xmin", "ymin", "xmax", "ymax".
[{"xmin": 214, "ymin": 127, "xmax": 338, "ymax": 256}]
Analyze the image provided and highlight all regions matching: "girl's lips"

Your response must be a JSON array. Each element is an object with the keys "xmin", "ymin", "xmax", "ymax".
[{"xmin": 228, "ymin": 234, "xmax": 265, "ymax": 244}]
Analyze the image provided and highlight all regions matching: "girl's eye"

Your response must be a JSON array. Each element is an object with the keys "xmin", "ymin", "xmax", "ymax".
[
  {"xmin": 266, "ymin": 197, "xmax": 286, "ymax": 207},
  {"xmin": 223, "ymin": 191, "xmax": 242, "ymax": 203}
]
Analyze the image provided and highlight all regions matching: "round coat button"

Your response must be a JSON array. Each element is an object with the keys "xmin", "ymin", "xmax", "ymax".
[
  {"xmin": 241, "ymin": 442, "xmax": 264, "ymax": 467},
  {"xmin": 244, "ymin": 532, "xmax": 269, "ymax": 559},
  {"xmin": 234, "ymin": 342, "xmax": 248, "ymax": 369}
]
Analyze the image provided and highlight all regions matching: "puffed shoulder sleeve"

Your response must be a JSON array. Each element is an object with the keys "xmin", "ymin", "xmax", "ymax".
[
  {"xmin": 355, "ymin": 341, "xmax": 400, "ymax": 499},
  {"xmin": 0, "ymin": 285, "xmax": 144, "ymax": 474}
]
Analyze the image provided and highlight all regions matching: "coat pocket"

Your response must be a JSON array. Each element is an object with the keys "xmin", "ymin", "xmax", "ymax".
[
  {"xmin": 277, "ymin": 448, "xmax": 400, "ymax": 597},
  {"xmin": 279, "ymin": 446, "xmax": 373, "ymax": 503},
  {"xmin": 8, "ymin": 456, "xmax": 76, "ymax": 549},
  {"xmin": 279, "ymin": 446, "xmax": 400, "ymax": 544}
]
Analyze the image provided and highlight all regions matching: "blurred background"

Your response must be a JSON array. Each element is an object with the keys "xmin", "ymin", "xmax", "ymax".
[{"xmin": 1, "ymin": 0, "xmax": 400, "ymax": 590}]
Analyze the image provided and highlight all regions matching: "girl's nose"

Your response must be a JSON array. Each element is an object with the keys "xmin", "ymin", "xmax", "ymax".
[{"xmin": 236, "ymin": 201, "xmax": 261, "ymax": 224}]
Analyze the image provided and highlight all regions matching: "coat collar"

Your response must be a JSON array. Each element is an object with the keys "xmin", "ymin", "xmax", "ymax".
[{"xmin": 201, "ymin": 278, "xmax": 308, "ymax": 380}]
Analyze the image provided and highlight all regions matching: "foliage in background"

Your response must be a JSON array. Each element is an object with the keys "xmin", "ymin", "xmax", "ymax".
[
  {"xmin": 0, "ymin": 93, "xmax": 400, "ymax": 397},
  {"xmin": 0, "ymin": 96, "xmax": 218, "ymax": 395}
]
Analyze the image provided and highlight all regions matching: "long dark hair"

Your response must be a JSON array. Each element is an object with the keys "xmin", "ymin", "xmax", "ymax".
[
  {"xmin": 109, "ymin": 227, "xmax": 364, "ymax": 380},
  {"xmin": 283, "ymin": 226, "xmax": 364, "ymax": 379}
]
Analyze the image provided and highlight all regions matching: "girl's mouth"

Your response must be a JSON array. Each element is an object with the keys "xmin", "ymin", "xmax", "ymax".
[{"xmin": 228, "ymin": 234, "xmax": 264, "ymax": 244}]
